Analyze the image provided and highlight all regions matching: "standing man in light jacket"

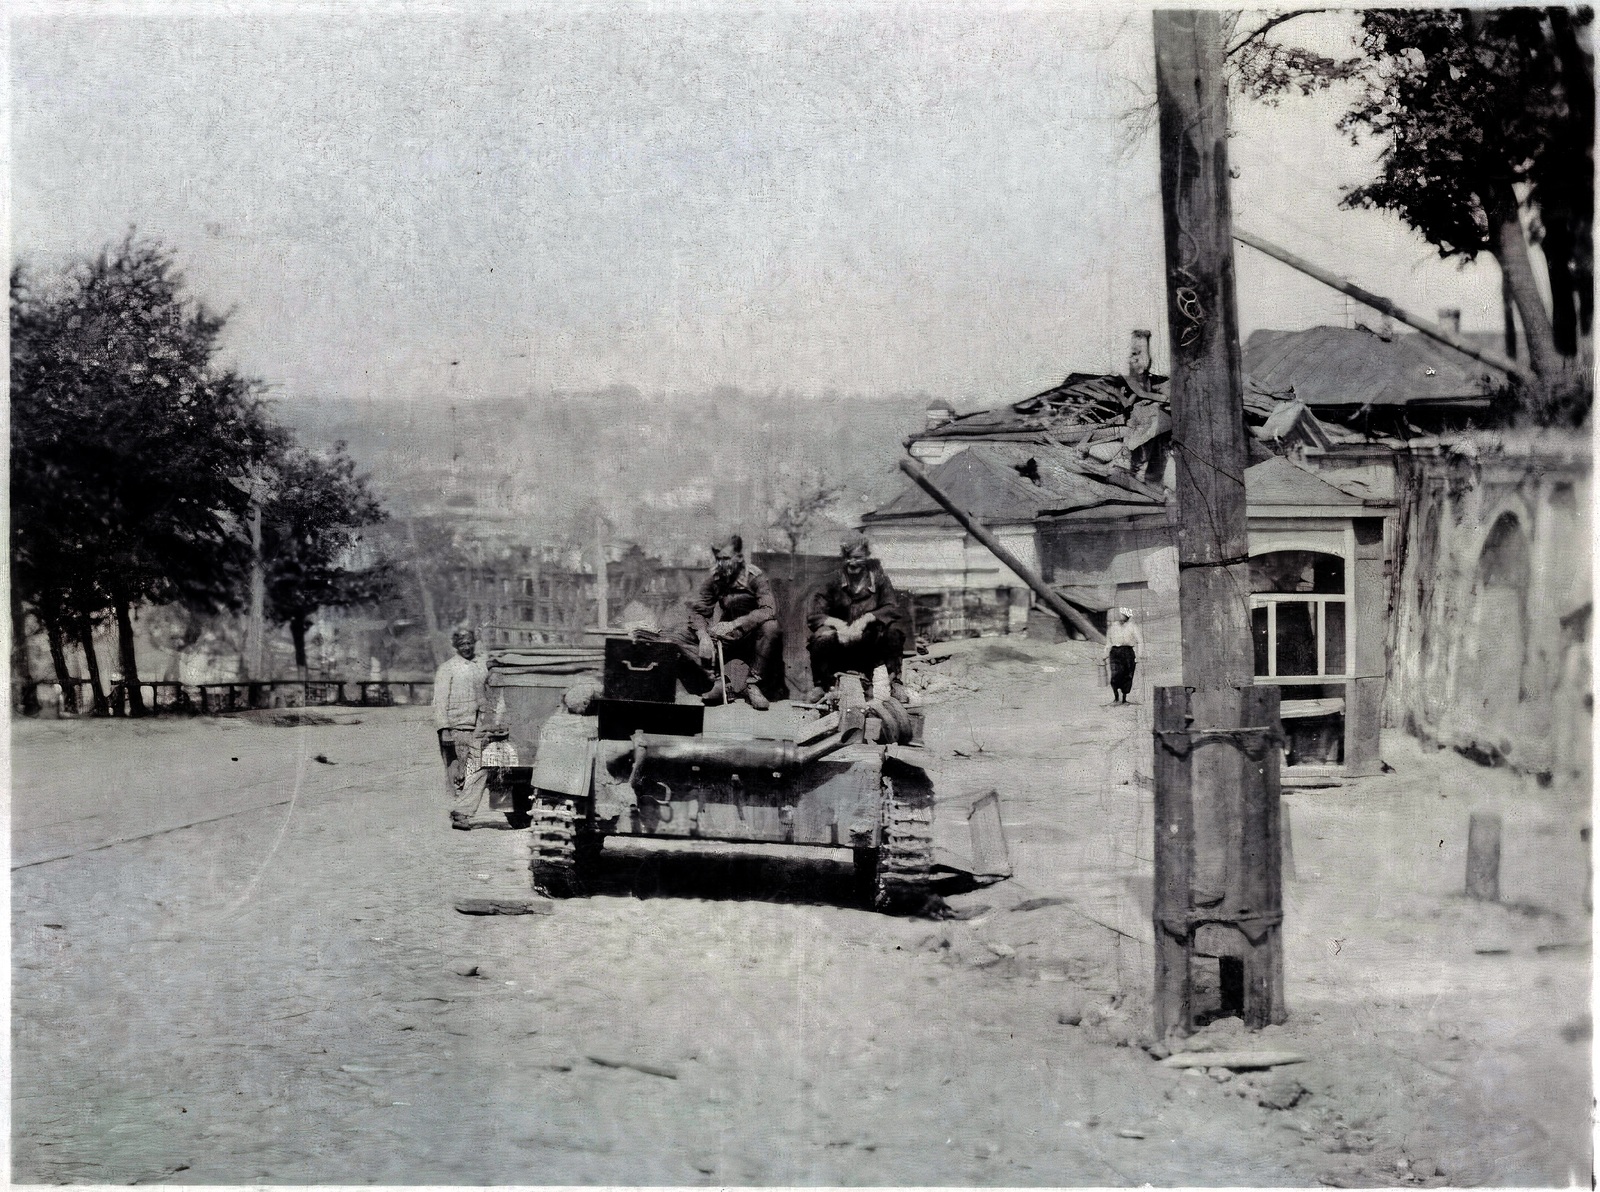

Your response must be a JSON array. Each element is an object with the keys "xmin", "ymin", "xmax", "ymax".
[{"xmin": 433, "ymin": 625, "xmax": 494, "ymax": 829}]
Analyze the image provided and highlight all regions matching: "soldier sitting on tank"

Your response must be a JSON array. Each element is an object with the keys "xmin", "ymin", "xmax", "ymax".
[
  {"xmin": 667, "ymin": 533, "xmax": 782, "ymax": 711},
  {"xmin": 806, "ymin": 531, "xmax": 909, "ymax": 704}
]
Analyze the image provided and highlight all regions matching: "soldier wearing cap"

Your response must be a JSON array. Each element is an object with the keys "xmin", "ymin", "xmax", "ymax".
[
  {"xmin": 806, "ymin": 531, "xmax": 908, "ymax": 703},
  {"xmin": 668, "ymin": 534, "xmax": 782, "ymax": 710},
  {"xmin": 433, "ymin": 624, "xmax": 494, "ymax": 829}
]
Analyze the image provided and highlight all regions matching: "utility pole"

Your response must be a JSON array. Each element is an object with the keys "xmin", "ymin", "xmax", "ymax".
[
  {"xmin": 593, "ymin": 513, "xmax": 610, "ymax": 632},
  {"xmin": 407, "ymin": 519, "xmax": 444, "ymax": 667},
  {"xmin": 1151, "ymin": 9, "xmax": 1285, "ymax": 1036},
  {"xmin": 242, "ymin": 475, "xmax": 268, "ymax": 682}
]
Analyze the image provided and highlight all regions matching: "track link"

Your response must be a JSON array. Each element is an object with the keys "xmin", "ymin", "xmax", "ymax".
[
  {"xmin": 529, "ymin": 794, "xmax": 596, "ymax": 897},
  {"xmin": 874, "ymin": 758, "xmax": 937, "ymax": 913}
]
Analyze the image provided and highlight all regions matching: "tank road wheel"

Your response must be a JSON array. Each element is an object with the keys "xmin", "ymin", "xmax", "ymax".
[
  {"xmin": 874, "ymin": 758, "xmax": 937, "ymax": 913},
  {"xmin": 529, "ymin": 794, "xmax": 599, "ymax": 898}
]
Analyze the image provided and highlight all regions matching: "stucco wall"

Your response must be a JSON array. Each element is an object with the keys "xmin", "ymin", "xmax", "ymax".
[{"xmin": 1384, "ymin": 432, "xmax": 1591, "ymax": 784}]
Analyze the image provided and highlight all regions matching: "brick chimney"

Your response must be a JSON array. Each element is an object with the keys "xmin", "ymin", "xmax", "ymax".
[
  {"xmin": 1127, "ymin": 329, "xmax": 1153, "ymax": 390},
  {"xmin": 1437, "ymin": 308, "xmax": 1462, "ymax": 336}
]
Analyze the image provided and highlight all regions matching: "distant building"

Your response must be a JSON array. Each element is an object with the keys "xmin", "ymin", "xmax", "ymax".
[{"xmin": 477, "ymin": 544, "xmax": 701, "ymax": 647}]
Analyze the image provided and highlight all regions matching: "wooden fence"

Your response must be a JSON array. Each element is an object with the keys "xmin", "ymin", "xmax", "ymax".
[{"xmin": 20, "ymin": 678, "xmax": 433, "ymax": 717}]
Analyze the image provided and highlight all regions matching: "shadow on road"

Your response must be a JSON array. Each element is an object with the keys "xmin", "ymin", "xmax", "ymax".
[
  {"xmin": 588, "ymin": 847, "xmax": 864, "ymax": 907},
  {"xmin": 567, "ymin": 844, "xmax": 962, "ymax": 916}
]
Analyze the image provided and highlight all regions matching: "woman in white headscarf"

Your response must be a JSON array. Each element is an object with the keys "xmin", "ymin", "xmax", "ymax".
[{"xmin": 1103, "ymin": 607, "xmax": 1144, "ymax": 704}]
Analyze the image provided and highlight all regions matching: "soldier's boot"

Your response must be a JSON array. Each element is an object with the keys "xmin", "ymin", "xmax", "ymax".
[
  {"xmin": 703, "ymin": 679, "xmax": 728, "ymax": 705},
  {"xmin": 746, "ymin": 684, "xmax": 770, "ymax": 711}
]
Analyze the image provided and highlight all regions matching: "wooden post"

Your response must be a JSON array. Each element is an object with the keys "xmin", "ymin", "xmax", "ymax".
[
  {"xmin": 1466, "ymin": 812, "xmax": 1503, "ymax": 901},
  {"xmin": 898, "ymin": 457, "xmax": 1105, "ymax": 642},
  {"xmin": 1281, "ymin": 801, "xmax": 1297, "ymax": 882},
  {"xmin": 244, "ymin": 497, "xmax": 267, "ymax": 681},
  {"xmin": 1153, "ymin": 687, "xmax": 1196, "ymax": 1035},
  {"xmin": 1232, "ymin": 229, "xmax": 1530, "ymax": 383},
  {"xmin": 1155, "ymin": 10, "xmax": 1254, "ymax": 691},
  {"xmin": 594, "ymin": 513, "xmax": 610, "ymax": 632},
  {"xmin": 1152, "ymin": 9, "xmax": 1284, "ymax": 1035}
]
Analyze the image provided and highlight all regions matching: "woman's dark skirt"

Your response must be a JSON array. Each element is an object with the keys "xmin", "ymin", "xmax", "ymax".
[{"xmin": 1108, "ymin": 644, "xmax": 1136, "ymax": 698}]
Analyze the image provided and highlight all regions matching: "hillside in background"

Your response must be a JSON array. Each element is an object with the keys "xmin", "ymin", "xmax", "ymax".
[{"xmin": 271, "ymin": 387, "xmax": 946, "ymax": 559}]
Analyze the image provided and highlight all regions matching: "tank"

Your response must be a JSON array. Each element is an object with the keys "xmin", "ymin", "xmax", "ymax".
[{"xmin": 482, "ymin": 637, "xmax": 937, "ymax": 912}]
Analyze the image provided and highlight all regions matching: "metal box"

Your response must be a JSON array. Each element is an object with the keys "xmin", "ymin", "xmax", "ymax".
[{"xmin": 602, "ymin": 638, "xmax": 679, "ymax": 703}]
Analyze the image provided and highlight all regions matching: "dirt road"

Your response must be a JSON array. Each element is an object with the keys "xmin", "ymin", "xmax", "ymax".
[{"xmin": 11, "ymin": 632, "xmax": 1591, "ymax": 1185}]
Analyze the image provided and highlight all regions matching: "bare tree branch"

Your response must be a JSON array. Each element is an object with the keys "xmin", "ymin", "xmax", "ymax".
[{"xmin": 1226, "ymin": 10, "xmax": 1326, "ymax": 59}]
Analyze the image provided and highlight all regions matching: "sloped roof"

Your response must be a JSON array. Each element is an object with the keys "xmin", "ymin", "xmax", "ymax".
[
  {"xmin": 866, "ymin": 443, "xmax": 1159, "ymax": 524},
  {"xmin": 1243, "ymin": 325, "xmax": 1508, "ymax": 408},
  {"xmin": 1244, "ymin": 456, "xmax": 1365, "ymax": 507}
]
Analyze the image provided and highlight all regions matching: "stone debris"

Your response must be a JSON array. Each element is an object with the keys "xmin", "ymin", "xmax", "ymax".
[{"xmin": 1257, "ymin": 1071, "xmax": 1310, "ymax": 1111}]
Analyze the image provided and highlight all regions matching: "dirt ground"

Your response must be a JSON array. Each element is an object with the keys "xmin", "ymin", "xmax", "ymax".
[{"xmin": 11, "ymin": 620, "xmax": 1593, "ymax": 1186}]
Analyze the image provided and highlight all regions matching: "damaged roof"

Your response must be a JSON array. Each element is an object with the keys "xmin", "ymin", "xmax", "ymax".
[
  {"xmin": 918, "ymin": 372, "xmax": 1168, "ymax": 440},
  {"xmin": 1243, "ymin": 325, "xmax": 1509, "ymax": 408},
  {"xmin": 865, "ymin": 443, "xmax": 1160, "ymax": 525},
  {"xmin": 1244, "ymin": 456, "xmax": 1366, "ymax": 507}
]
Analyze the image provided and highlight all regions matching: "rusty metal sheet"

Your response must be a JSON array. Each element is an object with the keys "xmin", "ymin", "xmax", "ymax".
[{"xmin": 530, "ymin": 713, "xmax": 596, "ymax": 797}]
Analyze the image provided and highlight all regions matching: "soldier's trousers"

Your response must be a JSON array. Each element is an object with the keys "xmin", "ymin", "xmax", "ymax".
[
  {"xmin": 807, "ymin": 620, "xmax": 906, "ymax": 692},
  {"xmin": 668, "ymin": 620, "xmax": 783, "ymax": 695}
]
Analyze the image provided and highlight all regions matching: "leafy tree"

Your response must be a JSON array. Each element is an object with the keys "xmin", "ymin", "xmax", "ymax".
[
  {"xmin": 10, "ymin": 234, "xmax": 283, "ymax": 714},
  {"xmin": 11, "ymin": 263, "xmax": 115, "ymax": 713},
  {"xmin": 1232, "ymin": 8, "xmax": 1594, "ymax": 423},
  {"xmin": 259, "ymin": 442, "xmax": 394, "ymax": 673}
]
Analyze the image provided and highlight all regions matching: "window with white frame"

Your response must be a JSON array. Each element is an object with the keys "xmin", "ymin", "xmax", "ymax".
[{"xmin": 1249, "ymin": 550, "xmax": 1347, "ymax": 680}]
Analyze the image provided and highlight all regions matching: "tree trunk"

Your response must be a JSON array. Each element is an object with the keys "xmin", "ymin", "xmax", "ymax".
[
  {"xmin": 76, "ymin": 615, "xmax": 109, "ymax": 717},
  {"xmin": 11, "ymin": 585, "xmax": 39, "ymax": 715},
  {"xmin": 113, "ymin": 596, "xmax": 148, "ymax": 717},
  {"xmin": 290, "ymin": 616, "xmax": 310, "ymax": 675},
  {"xmin": 1489, "ymin": 182, "xmax": 1565, "ymax": 383},
  {"xmin": 1501, "ymin": 269, "xmax": 1519, "ymax": 362},
  {"xmin": 1540, "ymin": 216, "xmax": 1579, "ymax": 358},
  {"xmin": 1545, "ymin": 5, "xmax": 1594, "ymax": 342},
  {"xmin": 42, "ymin": 610, "xmax": 76, "ymax": 714}
]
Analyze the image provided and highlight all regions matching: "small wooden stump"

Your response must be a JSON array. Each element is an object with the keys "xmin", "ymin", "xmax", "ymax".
[
  {"xmin": 1466, "ymin": 812, "xmax": 1503, "ymax": 901},
  {"xmin": 455, "ymin": 897, "xmax": 555, "ymax": 916}
]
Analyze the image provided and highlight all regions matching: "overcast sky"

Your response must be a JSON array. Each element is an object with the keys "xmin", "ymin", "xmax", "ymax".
[{"xmin": 12, "ymin": 3, "xmax": 1510, "ymax": 406}]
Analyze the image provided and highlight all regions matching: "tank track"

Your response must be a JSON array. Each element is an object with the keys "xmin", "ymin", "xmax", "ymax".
[
  {"xmin": 529, "ymin": 793, "xmax": 598, "ymax": 897},
  {"xmin": 874, "ymin": 758, "xmax": 937, "ymax": 912}
]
